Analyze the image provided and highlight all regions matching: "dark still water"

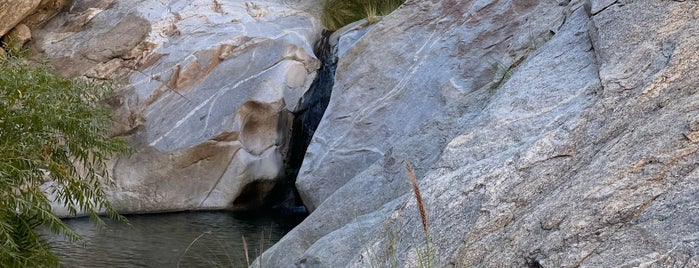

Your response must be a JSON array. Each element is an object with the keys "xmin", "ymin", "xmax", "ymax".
[{"xmin": 48, "ymin": 211, "xmax": 303, "ymax": 268}]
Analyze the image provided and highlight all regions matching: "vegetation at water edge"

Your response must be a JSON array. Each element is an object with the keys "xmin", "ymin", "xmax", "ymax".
[{"xmin": 0, "ymin": 56, "xmax": 130, "ymax": 267}]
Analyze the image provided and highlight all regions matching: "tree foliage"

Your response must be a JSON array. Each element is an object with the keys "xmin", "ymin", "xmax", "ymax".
[{"xmin": 0, "ymin": 56, "xmax": 130, "ymax": 267}]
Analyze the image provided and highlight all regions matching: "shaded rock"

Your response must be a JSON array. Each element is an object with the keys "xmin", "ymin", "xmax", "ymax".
[
  {"xmin": 108, "ymin": 142, "xmax": 240, "ymax": 213},
  {"xmin": 0, "ymin": 0, "xmax": 41, "ymax": 37},
  {"xmin": 0, "ymin": 0, "xmax": 69, "ymax": 55},
  {"xmin": 259, "ymin": 0, "xmax": 699, "ymax": 267},
  {"xmin": 21, "ymin": 0, "xmax": 71, "ymax": 32},
  {"xmin": 33, "ymin": 0, "xmax": 322, "ymax": 214},
  {"xmin": 32, "ymin": 10, "xmax": 151, "ymax": 77},
  {"xmin": 4, "ymin": 24, "xmax": 32, "ymax": 53},
  {"xmin": 238, "ymin": 100, "xmax": 289, "ymax": 156}
]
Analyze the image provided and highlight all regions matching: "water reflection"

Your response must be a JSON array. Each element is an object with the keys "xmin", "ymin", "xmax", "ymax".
[{"xmin": 49, "ymin": 211, "xmax": 303, "ymax": 268}]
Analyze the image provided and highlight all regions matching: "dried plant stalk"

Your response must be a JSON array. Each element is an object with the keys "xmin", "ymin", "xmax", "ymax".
[
  {"xmin": 259, "ymin": 231, "xmax": 265, "ymax": 257},
  {"xmin": 405, "ymin": 161, "xmax": 428, "ymax": 233},
  {"xmin": 242, "ymin": 235, "xmax": 250, "ymax": 266}
]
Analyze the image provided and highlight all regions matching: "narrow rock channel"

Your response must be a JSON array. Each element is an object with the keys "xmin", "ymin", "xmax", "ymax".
[{"xmin": 256, "ymin": 30, "xmax": 338, "ymax": 215}]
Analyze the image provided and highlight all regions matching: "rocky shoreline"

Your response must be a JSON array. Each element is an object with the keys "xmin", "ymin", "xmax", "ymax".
[{"xmin": 2, "ymin": 0, "xmax": 697, "ymax": 266}]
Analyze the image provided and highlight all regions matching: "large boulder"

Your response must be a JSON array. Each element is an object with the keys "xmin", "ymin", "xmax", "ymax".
[
  {"xmin": 32, "ymin": 0, "xmax": 322, "ymax": 214},
  {"xmin": 0, "ymin": 0, "xmax": 41, "ymax": 37},
  {"xmin": 259, "ymin": 0, "xmax": 699, "ymax": 266},
  {"xmin": 0, "ymin": 0, "xmax": 69, "ymax": 53},
  {"xmin": 295, "ymin": 0, "xmax": 565, "ymax": 212}
]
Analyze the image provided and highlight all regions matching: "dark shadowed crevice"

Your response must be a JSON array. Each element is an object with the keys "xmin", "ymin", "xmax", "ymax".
[
  {"xmin": 526, "ymin": 258, "xmax": 544, "ymax": 268},
  {"xmin": 231, "ymin": 180, "xmax": 277, "ymax": 210},
  {"xmin": 286, "ymin": 30, "xmax": 337, "ymax": 181},
  {"xmin": 233, "ymin": 30, "xmax": 337, "ymax": 217},
  {"xmin": 278, "ymin": 29, "xmax": 337, "ymax": 215}
]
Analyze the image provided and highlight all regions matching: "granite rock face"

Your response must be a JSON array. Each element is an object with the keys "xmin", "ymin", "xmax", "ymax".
[
  {"xmin": 0, "ymin": 0, "xmax": 41, "ymax": 37},
  {"xmin": 0, "ymin": 0, "xmax": 69, "ymax": 53},
  {"xmin": 295, "ymin": 0, "xmax": 566, "ymax": 212},
  {"xmin": 19, "ymin": 0, "xmax": 71, "ymax": 32},
  {"xmin": 32, "ymin": 0, "xmax": 322, "ymax": 214},
  {"xmin": 259, "ymin": 0, "xmax": 699, "ymax": 266}
]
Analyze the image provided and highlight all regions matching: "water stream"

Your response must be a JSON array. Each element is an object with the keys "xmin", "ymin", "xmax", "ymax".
[{"xmin": 49, "ymin": 211, "xmax": 303, "ymax": 267}]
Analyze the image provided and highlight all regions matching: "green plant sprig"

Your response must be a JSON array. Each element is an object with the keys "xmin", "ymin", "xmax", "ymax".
[{"xmin": 0, "ymin": 56, "xmax": 131, "ymax": 267}]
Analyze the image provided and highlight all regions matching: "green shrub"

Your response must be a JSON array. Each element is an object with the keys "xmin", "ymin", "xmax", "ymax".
[
  {"xmin": 0, "ymin": 56, "xmax": 130, "ymax": 267},
  {"xmin": 321, "ymin": 0, "xmax": 405, "ymax": 30}
]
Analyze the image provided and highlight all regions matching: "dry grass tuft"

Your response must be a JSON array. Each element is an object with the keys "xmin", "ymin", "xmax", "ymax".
[
  {"xmin": 242, "ymin": 231, "xmax": 266, "ymax": 267},
  {"xmin": 259, "ymin": 231, "xmax": 265, "ymax": 258},
  {"xmin": 242, "ymin": 235, "xmax": 249, "ymax": 266},
  {"xmin": 321, "ymin": 0, "xmax": 405, "ymax": 30}
]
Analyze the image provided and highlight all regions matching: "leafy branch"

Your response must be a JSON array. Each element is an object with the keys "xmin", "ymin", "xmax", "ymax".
[{"xmin": 0, "ymin": 56, "xmax": 131, "ymax": 267}]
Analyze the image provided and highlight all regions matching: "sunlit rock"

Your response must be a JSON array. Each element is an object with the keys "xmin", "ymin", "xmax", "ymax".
[{"xmin": 33, "ymin": 0, "xmax": 322, "ymax": 214}]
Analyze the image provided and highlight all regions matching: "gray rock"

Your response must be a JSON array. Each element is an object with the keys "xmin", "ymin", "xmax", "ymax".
[
  {"xmin": 261, "ymin": 0, "xmax": 699, "ymax": 267},
  {"xmin": 33, "ymin": 0, "xmax": 322, "ymax": 214},
  {"xmin": 295, "ymin": 0, "xmax": 566, "ymax": 212},
  {"xmin": 330, "ymin": 18, "xmax": 380, "ymax": 59}
]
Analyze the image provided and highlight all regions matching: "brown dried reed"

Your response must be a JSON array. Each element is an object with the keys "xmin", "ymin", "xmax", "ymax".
[{"xmin": 405, "ymin": 161, "xmax": 428, "ymax": 234}]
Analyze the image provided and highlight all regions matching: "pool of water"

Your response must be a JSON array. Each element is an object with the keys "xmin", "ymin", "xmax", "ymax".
[{"xmin": 48, "ymin": 211, "xmax": 304, "ymax": 268}]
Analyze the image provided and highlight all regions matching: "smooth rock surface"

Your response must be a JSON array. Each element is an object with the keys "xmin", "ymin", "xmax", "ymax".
[
  {"xmin": 330, "ymin": 18, "xmax": 379, "ymax": 59},
  {"xmin": 296, "ymin": 0, "xmax": 564, "ymax": 211},
  {"xmin": 33, "ymin": 0, "xmax": 322, "ymax": 214},
  {"xmin": 260, "ymin": 0, "xmax": 699, "ymax": 266}
]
